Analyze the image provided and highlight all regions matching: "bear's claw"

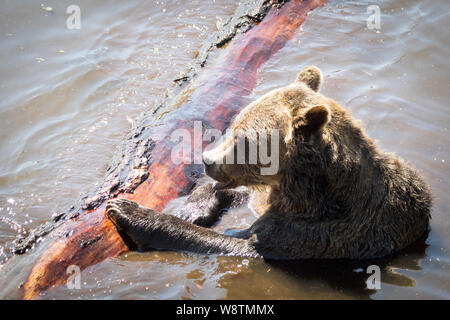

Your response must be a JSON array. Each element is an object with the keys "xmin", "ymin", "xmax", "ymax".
[
  {"xmin": 106, "ymin": 199, "xmax": 127, "ymax": 231},
  {"xmin": 106, "ymin": 198, "xmax": 157, "ymax": 231}
]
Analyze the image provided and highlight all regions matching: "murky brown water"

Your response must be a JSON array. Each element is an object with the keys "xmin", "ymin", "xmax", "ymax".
[{"xmin": 1, "ymin": 0, "xmax": 449, "ymax": 299}]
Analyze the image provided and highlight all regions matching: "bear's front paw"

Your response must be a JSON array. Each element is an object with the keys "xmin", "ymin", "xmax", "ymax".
[
  {"xmin": 106, "ymin": 198, "xmax": 156, "ymax": 230},
  {"xmin": 106, "ymin": 199, "xmax": 136, "ymax": 230},
  {"xmin": 188, "ymin": 183, "xmax": 216, "ymax": 200},
  {"xmin": 106, "ymin": 198, "xmax": 162, "ymax": 249}
]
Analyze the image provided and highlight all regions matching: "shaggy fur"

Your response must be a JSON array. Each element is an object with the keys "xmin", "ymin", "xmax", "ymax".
[{"xmin": 106, "ymin": 66, "xmax": 431, "ymax": 259}]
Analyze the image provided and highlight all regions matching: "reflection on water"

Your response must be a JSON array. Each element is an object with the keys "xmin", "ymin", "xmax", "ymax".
[{"xmin": 1, "ymin": 0, "xmax": 450, "ymax": 299}]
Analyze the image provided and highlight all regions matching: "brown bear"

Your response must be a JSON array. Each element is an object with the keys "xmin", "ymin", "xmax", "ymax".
[{"xmin": 106, "ymin": 66, "xmax": 431, "ymax": 259}]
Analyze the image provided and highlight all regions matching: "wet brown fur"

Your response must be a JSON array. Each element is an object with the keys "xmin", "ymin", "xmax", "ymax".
[{"xmin": 107, "ymin": 66, "xmax": 431, "ymax": 260}]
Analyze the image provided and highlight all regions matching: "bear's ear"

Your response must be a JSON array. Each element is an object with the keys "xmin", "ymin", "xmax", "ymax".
[
  {"xmin": 295, "ymin": 105, "xmax": 331, "ymax": 134},
  {"xmin": 296, "ymin": 66, "xmax": 323, "ymax": 92}
]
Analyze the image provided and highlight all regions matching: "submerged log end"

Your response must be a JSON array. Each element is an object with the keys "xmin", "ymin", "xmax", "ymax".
[
  {"xmin": 23, "ymin": 159, "xmax": 192, "ymax": 299},
  {"xmin": 23, "ymin": 208, "xmax": 128, "ymax": 300}
]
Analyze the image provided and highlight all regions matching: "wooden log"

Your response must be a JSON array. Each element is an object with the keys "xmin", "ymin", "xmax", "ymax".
[{"xmin": 0, "ymin": 0, "xmax": 327, "ymax": 299}]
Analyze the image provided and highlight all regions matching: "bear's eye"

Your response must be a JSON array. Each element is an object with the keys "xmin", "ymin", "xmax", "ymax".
[{"xmin": 232, "ymin": 135, "xmax": 255, "ymax": 165}]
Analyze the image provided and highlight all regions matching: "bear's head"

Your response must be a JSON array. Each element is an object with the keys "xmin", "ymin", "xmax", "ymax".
[{"xmin": 202, "ymin": 66, "xmax": 332, "ymax": 190}]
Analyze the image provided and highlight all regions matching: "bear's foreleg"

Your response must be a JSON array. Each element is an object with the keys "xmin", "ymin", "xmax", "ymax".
[
  {"xmin": 106, "ymin": 198, "xmax": 258, "ymax": 257},
  {"xmin": 171, "ymin": 183, "xmax": 249, "ymax": 227}
]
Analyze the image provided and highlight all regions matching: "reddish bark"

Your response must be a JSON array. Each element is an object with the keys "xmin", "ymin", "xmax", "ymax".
[{"xmin": 22, "ymin": 0, "xmax": 327, "ymax": 299}]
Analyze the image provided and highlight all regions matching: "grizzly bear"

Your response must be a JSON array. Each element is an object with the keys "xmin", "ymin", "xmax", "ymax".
[{"xmin": 106, "ymin": 66, "xmax": 431, "ymax": 259}]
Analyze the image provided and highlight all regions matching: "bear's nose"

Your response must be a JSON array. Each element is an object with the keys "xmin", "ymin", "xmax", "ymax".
[
  {"xmin": 202, "ymin": 151, "xmax": 216, "ymax": 177},
  {"xmin": 203, "ymin": 157, "xmax": 215, "ymax": 178},
  {"xmin": 202, "ymin": 150, "xmax": 213, "ymax": 167},
  {"xmin": 202, "ymin": 157, "xmax": 210, "ymax": 168}
]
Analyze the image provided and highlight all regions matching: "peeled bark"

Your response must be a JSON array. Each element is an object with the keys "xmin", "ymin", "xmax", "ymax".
[{"xmin": 0, "ymin": 0, "xmax": 327, "ymax": 299}]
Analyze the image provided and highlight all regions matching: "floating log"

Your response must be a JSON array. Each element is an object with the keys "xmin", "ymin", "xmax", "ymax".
[{"xmin": 0, "ymin": 0, "xmax": 327, "ymax": 299}]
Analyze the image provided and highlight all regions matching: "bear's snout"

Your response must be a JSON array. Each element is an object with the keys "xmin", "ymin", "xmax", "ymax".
[
  {"xmin": 202, "ymin": 150, "xmax": 228, "ymax": 183},
  {"xmin": 202, "ymin": 157, "xmax": 215, "ymax": 175}
]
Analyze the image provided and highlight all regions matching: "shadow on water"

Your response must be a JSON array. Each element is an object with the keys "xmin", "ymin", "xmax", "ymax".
[{"xmin": 263, "ymin": 230, "xmax": 429, "ymax": 299}]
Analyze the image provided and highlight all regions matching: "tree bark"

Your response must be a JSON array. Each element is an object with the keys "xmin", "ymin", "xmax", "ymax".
[{"xmin": 0, "ymin": 0, "xmax": 327, "ymax": 299}]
